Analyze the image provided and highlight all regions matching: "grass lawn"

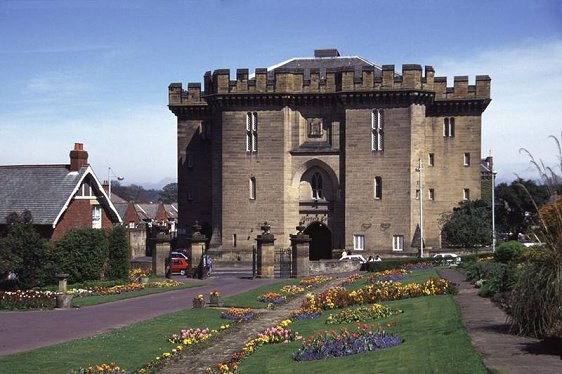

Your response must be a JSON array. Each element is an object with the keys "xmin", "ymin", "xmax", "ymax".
[
  {"xmin": 221, "ymin": 278, "xmax": 302, "ymax": 309},
  {"xmin": 236, "ymin": 294, "xmax": 486, "ymax": 374},
  {"xmin": 0, "ymin": 308, "xmax": 227, "ymax": 373},
  {"xmin": 0, "ymin": 270, "xmax": 485, "ymax": 373},
  {"xmin": 72, "ymin": 282, "xmax": 198, "ymax": 307}
]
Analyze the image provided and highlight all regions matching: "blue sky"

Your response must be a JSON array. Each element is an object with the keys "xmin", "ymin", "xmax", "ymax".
[{"xmin": 1, "ymin": 0, "xmax": 561, "ymax": 187}]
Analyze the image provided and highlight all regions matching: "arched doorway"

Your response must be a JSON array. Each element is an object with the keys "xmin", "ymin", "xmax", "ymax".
[{"xmin": 304, "ymin": 222, "xmax": 332, "ymax": 260}]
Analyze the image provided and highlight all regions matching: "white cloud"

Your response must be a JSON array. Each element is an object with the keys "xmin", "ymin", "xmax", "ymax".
[
  {"xmin": 24, "ymin": 71, "xmax": 94, "ymax": 98},
  {"xmin": 434, "ymin": 38, "xmax": 562, "ymax": 182}
]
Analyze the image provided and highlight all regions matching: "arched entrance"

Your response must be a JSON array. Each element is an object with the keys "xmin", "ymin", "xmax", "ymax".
[{"xmin": 304, "ymin": 222, "xmax": 332, "ymax": 260}]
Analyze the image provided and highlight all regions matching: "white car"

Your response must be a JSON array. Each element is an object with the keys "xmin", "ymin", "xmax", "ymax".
[
  {"xmin": 432, "ymin": 253, "xmax": 461, "ymax": 265},
  {"xmin": 339, "ymin": 254, "xmax": 367, "ymax": 264},
  {"xmin": 171, "ymin": 251, "xmax": 188, "ymax": 260}
]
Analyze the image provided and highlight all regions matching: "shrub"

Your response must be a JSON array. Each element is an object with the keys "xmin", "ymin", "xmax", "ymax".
[
  {"xmin": 107, "ymin": 226, "xmax": 130, "ymax": 280},
  {"xmin": 494, "ymin": 241, "xmax": 526, "ymax": 264},
  {"xmin": 0, "ymin": 216, "xmax": 50, "ymax": 289},
  {"xmin": 53, "ymin": 229, "xmax": 109, "ymax": 283},
  {"xmin": 365, "ymin": 257, "xmax": 428, "ymax": 272}
]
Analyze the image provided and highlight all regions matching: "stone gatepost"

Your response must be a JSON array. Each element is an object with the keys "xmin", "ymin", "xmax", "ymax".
[
  {"xmin": 152, "ymin": 232, "xmax": 171, "ymax": 277},
  {"xmin": 256, "ymin": 221, "xmax": 275, "ymax": 278},
  {"xmin": 188, "ymin": 220, "xmax": 207, "ymax": 277},
  {"xmin": 290, "ymin": 222, "xmax": 311, "ymax": 278}
]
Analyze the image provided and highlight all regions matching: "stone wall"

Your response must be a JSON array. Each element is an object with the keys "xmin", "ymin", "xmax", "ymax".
[{"xmin": 309, "ymin": 259, "xmax": 362, "ymax": 275}]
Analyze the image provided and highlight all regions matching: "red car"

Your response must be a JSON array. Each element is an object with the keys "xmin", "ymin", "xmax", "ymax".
[{"xmin": 171, "ymin": 258, "xmax": 188, "ymax": 276}]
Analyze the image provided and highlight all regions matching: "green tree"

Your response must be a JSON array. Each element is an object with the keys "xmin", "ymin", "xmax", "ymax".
[
  {"xmin": 53, "ymin": 228, "xmax": 109, "ymax": 283},
  {"xmin": 495, "ymin": 179, "xmax": 550, "ymax": 239},
  {"xmin": 107, "ymin": 226, "xmax": 130, "ymax": 279},
  {"xmin": 0, "ymin": 211, "xmax": 49, "ymax": 288},
  {"xmin": 159, "ymin": 182, "xmax": 178, "ymax": 203},
  {"xmin": 441, "ymin": 199, "xmax": 492, "ymax": 249}
]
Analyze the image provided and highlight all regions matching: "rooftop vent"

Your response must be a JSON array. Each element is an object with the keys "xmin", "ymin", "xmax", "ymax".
[{"xmin": 314, "ymin": 49, "xmax": 340, "ymax": 58}]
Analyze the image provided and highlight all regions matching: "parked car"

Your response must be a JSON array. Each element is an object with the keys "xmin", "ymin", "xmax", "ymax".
[
  {"xmin": 170, "ymin": 257, "xmax": 188, "ymax": 275},
  {"xmin": 432, "ymin": 253, "xmax": 461, "ymax": 265},
  {"xmin": 339, "ymin": 254, "xmax": 367, "ymax": 264},
  {"xmin": 171, "ymin": 251, "xmax": 188, "ymax": 260},
  {"xmin": 518, "ymin": 240, "xmax": 545, "ymax": 248}
]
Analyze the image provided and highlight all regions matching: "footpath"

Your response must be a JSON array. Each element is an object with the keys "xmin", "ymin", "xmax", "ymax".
[
  {"xmin": 160, "ymin": 275, "xmax": 346, "ymax": 374},
  {"xmin": 0, "ymin": 276, "xmax": 281, "ymax": 357},
  {"xmin": 440, "ymin": 268, "xmax": 562, "ymax": 374}
]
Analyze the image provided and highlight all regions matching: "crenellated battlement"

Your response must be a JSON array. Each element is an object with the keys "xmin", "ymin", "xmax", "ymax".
[{"xmin": 169, "ymin": 64, "xmax": 491, "ymax": 106}]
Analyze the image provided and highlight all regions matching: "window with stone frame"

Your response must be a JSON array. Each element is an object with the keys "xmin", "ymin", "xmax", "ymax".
[
  {"xmin": 311, "ymin": 172, "xmax": 324, "ymax": 200},
  {"xmin": 372, "ymin": 109, "xmax": 384, "ymax": 151},
  {"xmin": 249, "ymin": 177, "xmax": 256, "ymax": 200},
  {"xmin": 374, "ymin": 176, "xmax": 382, "ymax": 200},
  {"xmin": 308, "ymin": 119, "xmax": 323, "ymax": 138},
  {"xmin": 464, "ymin": 152, "xmax": 471, "ymax": 166},
  {"xmin": 428, "ymin": 153, "xmax": 435, "ymax": 167},
  {"xmin": 392, "ymin": 235, "xmax": 404, "ymax": 251},
  {"xmin": 443, "ymin": 117, "xmax": 455, "ymax": 137},
  {"xmin": 353, "ymin": 234, "xmax": 365, "ymax": 251},
  {"xmin": 463, "ymin": 188, "xmax": 470, "ymax": 201},
  {"xmin": 429, "ymin": 188, "xmax": 435, "ymax": 200},
  {"xmin": 246, "ymin": 112, "xmax": 258, "ymax": 153}
]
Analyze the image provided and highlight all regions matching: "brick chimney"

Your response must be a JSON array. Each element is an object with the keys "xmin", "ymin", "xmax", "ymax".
[{"xmin": 69, "ymin": 143, "xmax": 89, "ymax": 171}]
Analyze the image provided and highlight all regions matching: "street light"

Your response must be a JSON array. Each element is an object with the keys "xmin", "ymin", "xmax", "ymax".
[
  {"xmin": 108, "ymin": 167, "xmax": 124, "ymax": 201},
  {"xmin": 492, "ymin": 169, "xmax": 498, "ymax": 253}
]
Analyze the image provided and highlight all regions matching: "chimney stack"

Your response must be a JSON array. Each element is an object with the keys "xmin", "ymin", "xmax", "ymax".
[{"xmin": 69, "ymin": 143, "xmax": 89, "ymax": 172}]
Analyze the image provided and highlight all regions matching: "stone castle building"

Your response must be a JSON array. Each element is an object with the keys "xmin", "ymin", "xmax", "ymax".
[{"xmin": 168, "ymin": 49, "xmax": 491, "ymax": 259}]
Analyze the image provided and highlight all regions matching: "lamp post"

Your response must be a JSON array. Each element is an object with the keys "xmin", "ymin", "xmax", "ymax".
[
  {"xmin": 108, "ymin": 167, "xmax": 124, "ymax": 201},
  {"xmin": 415, "ymin": 158, "xmax": 424, "ymax": 258},
  {"xmin": 492, "ymin": 169, "xmax": 497, "ymax": 253}
]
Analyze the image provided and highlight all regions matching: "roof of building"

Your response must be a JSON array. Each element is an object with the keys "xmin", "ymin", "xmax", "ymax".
[
  {"xmin": 0, "ymin": 164, "xmax": 121, "ymax": 226},
  {"xmin": 267, "ymin": 48, "xmax": 382, "ymax": 80}
]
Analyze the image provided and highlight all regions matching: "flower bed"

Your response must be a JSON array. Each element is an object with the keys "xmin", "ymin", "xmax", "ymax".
[
  {"xmin": 89, "ymin": 283, "xmax": 145, "ymax": 295},
  {"xmin": 145, "ymin": 280, "xmax": 183, "ymax": 288},
  {"xmin": 290, "ymin": 307, "xmax": 322, "ymax": 320},
  {"xmin": 367, "ymin": 269, "xmax": 408, "ymax": 283},
  {"xmin": 221, "ymin": 308, "xmax": 255, "ymax": 321},
  {"xmin": 128, "ymin": 267, "xmax": 151, "ymax": 281},
  {"xmin": 256, "ymin": 292, "xmax": 286, "ymax": 304},
  {"xmin": 402, "ymin": 262, "xmax": 433, "ymax": 271},
  {"xmin": 0, "ymin": 290, "xmax": 56, "ymax": 310},
  {"xmin": 301, "ymin": 278, "xmax": 455, "ymax": 311},
  {"xmin": 207, "ymin": 320, "xmax": 300, "ymax": 374},
  {"xmin": 279, "ymin": 285, "xmax": 306, "ymax": 296},
  {"xmin": 292, "ymin": 323, "xmax": 404, "ymax": 361},
  {"xmin": 325, "ymin": 304, "xmax": 403, "ymax": 324},
  {"xmin": 339, "ymin": 273, "xmax": 364, "ymax": 286},
  {"xmin": 70, "ymin": 362, "xmax": 128, "ymax": 374},
  {"xmin": 299, "ymin": 276, "xmax": 333, "ymax": 288}
]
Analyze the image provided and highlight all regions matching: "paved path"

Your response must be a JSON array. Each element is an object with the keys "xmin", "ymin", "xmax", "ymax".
[
  {"xmin": 0, "ymin": 276, "xmax": 280, "ymax": 357},
  {"xmin": 160, "ymin": 275, "xmax": 347, "ymax": 374},
  {"xmin": 440, "ymin": 268, "xmax": 562, "ymax": 374}
]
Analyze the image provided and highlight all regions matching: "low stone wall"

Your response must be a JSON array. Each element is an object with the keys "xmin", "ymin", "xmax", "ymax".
[{"xmin": 309, "ymin": 259, "xmax": 362, "ymax": 275}]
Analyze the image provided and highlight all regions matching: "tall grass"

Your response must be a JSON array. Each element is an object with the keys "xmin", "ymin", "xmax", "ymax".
[{"xmin": 509, "ymin": 134, "xmax": 562, "ymax": 337}]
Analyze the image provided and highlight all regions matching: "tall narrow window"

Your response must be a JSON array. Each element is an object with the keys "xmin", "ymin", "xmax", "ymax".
[
  {"xmin": 249, "ymin": 177, "xmax": 256, "ymax": 200},
  {"xmin": 353, "ymin": 234, "xmax": 365, "ymax": 251},
  {"xmin": 464, "ymin": 152, "xmax": 471, "ymax": 166},
  {"xmin": 374, "ymin": 176, "xmax": 382, "ymax": 200},
  {"xmin": 428, "ymin": 153, "xmax": 435, "ymax": 167},
  {"xmin": 415, "ymin": 189, "xmax": 420, "ymax": 200},
  {"xmin": 392, "ymin": 235, "xmax": 404, "ymax": 251},
  {"xmin": 463, "ymin": 188, "xmax": 470, "ymax": 201},
  {"xmin": 429, "ymin": 188, "xmax": 435, "ymax": 200},
  {"xmin": 232, "ymin": 234, "xmax": 237, "ymax": 247},
  {"xmin": 371, "ymin": 109, "xmax": 384, "ymax": 151},
  {"xmin": 311, "ymin": 172, "xmax": 324, "ymax": 200},
  {"xmin": 443, "ymin": 117, "xmax": 455, "ymax": 137},
  {"xmin": 246, "ymin": 112, "xmax": 258, "ymax": 153},
  {"xmin": 92, "ymin": 205, "xmax": 102, "ymax": 229}
]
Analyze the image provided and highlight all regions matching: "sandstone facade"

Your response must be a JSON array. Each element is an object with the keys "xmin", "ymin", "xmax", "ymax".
[{"xmin": 169, "ymin": 49, "xmax": 491, "ymax": 258}]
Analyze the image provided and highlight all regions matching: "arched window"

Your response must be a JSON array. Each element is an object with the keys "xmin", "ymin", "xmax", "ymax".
[{"xmin": 311, "ymin": 172, "xmax": 323, "ymax": 200}]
